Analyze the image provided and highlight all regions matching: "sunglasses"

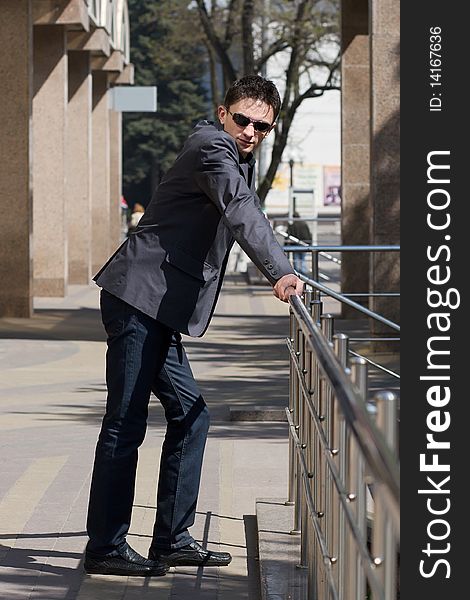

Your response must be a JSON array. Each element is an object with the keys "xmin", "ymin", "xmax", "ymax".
[{"xmin": 226, "ymin": 109, "xmax": 272, "ymax": 133}]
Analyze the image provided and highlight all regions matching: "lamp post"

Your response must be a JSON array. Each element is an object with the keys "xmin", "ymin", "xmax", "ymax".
[{"xmin": 288, "ymin": 158, "xmax": 294, "ymax": 224}]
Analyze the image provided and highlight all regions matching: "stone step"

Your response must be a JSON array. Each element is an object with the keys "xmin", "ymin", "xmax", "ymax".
[
  {"xmin": 230, "ymin": 407, "xmax": 287, "ymax": 421},
  {"xmin": 256, "ymin": 498, "xmax": 307, "ymax": 600}
]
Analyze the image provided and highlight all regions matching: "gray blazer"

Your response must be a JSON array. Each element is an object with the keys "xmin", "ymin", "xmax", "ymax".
[{"xmin": 94, "ymin": 120, "xmax": 294, "ymax": 337}]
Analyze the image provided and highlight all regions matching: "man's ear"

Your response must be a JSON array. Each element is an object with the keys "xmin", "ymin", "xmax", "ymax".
[
  {"xmin": 217, "ymin": 105, "xmax": 227, "ymax": 125},
  {"xmin": 267, "ymin": 121, "xmax": 276, "ymax": 134}
]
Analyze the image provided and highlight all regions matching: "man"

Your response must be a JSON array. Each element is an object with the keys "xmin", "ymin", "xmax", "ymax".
[
  {"xmin": 286, "ymin": 212, "xmax": 311, "ymax": 273},
  {"xmin": 84, "ymin": 75, "xmax": 304, "ymax": 577}
]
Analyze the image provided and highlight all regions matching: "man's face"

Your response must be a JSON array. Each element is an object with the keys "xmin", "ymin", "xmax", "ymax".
[{"xmin": 218, "ymin": 98, "xmax": 275, "ymax": 157}]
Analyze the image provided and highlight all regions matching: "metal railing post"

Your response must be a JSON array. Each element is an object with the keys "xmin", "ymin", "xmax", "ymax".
[
  {"xmin": 292, "ymin": 322, "xmax": 302, "ymax": 535},
  {"xmin": 303, "ymin": 289, "xmax": 315, "ymax": 581},
  {"xmin": 349, "ymin": 357, "xmax": 368, "ymax": 600},
  {"xmin": 287, "ymin": 308, "xmax": 296, "ymax": 506},
  {"xmin": 311, "ymin": 249, "xmax": 320, "ymax": 301},
  {"xmin": 299, "ymin": 327, "xmax": 309, "ymax": 568},
  {"xmin": 310, "ymin": 297, "xmax": 322, "ymax": 599},
  {"xmin": 372, "ymin": 391, "xmax": 398, "ymax": 600},
  {"xmin": 333, "ymin": 333, "xmax": 349, "ymax": 598},
  {"xmin": 320, "ymin": 314, "xmax": 334, "ymax": 597}
]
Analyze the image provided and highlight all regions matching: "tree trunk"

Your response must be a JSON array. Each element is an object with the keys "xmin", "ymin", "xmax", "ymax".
[
  {"xmin": 205, "ymin": 41, "xmax": 221, "ymax": 113},
  {"xmin": 257, "ymin": 110, "xmax": 294, "ymax": 203},
  {"xmin": 241, "ymin": 0, "xmax": 255, "ymax": 75},
  {"xmin": 195, "ymin": 0, "xmax": 237, "ymax": 83},
  {"xmin": 256, "ymin": 112, "xmax": 294, "ymax": 205}
]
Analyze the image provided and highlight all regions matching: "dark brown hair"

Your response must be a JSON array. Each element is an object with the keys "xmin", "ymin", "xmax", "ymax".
[{"xmin": 223, "ymin": 75, "xmax": 281, "ymax": 121}]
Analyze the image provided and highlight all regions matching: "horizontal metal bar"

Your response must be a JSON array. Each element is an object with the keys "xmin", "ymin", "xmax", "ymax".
[
  {"xmin": 288, "ymin": 295, "xmax": 400, "ymax": 526},
  {"xmin": 283, "ymin": 241, "xmax": 343, "ymax": 266},
  {"xmin": 343, "ymin": 293, "xmax": 400, "ymax": 298},
  {"xmin": 348, "ymin": 350, "xmax": 400, "ymax": 379},
  {"xmin": 296, "ymin": 269, "xmax": 330, "ymax": 281},
  {"xmin": 273, "ymin": 216, "xmax": 341, "ymax": 222},
  {"xmin": 284, "ymin": 244, "xmax": 400, "ymax": 252},
  {"xmin": 300, "ymin": 276, "xmax": 401, "ymax": 332},
  {"xmin": 349, "ymin": 338, "xmax": 400, "ymax": 343}
]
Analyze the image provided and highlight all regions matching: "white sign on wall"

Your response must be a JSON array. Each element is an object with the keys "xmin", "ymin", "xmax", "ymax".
[{"xmin": 110, "ymin": 86, "xmax": 157, "ymax": 112}]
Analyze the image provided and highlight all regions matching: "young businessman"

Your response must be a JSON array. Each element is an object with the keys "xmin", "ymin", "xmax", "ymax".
[{"xmin": 84, "ymin": 75, "xmax": 304, "ymax": 577}]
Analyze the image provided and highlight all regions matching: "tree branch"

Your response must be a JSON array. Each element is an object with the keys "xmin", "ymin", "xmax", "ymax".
[
  {"xmin": 204, "ymin": 39, "xmax": 221, "ymax": 113},
  {"xmin": 195, "ymin": 0, "xmax": 237, "ymax": 82},
  {"xmin": 290, "ymin": 58, "xmax": 341, "ymax": 115},
  {"xmin": 279, "ymin": 0, "xmax": 313, "ymax": 122},
  {"xmin": 255, "ymin": 38, "xmax": 290, "ymax": 72},
  {"xmin": 223, "ymin": 0, "xmax": 240, "ymax": 49}
]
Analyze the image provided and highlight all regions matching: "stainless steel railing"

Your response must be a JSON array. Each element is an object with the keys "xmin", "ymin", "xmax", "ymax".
[
  {"xmin": 286, "ymin": 292, "xmax": 399, "ymax": 599},
  {"xmin": 276, "ymin": 230, "xmax": 341, "ymax": 281},
  {"xmin": 281, "ymin": 242, "xmax": 400, "ymax": 382}
]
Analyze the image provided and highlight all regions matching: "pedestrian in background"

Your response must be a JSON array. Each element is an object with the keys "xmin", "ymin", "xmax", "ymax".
[
  {"xmin": 286, "ymin": 212, "xmax": 311, "ymax": 273},
  {"xmin": 84, "ymin": 75, "xmax": 304, "ymax": 578},
  {"xmin": 127, "ymin": 202, "xmax": 145, "ymax": 235}
]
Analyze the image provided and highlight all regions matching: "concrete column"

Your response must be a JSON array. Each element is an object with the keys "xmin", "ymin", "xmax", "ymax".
[
  {"xmin": 33, "ymin": 25, "xmax": 68, "ymax": 296},
  {"xmin": 0, "ymin": 1, "xmax": 33, "ymax": 317},
  {"xmin": 91, "ymin": 71, "xmax": 111, "ymax": 274},
  {"xmin": 370, "ymin": 0, "xmax": 400, "ymax": 331},
  {"xmin": 340, "ymin": 0, "xmax": 370, "ymax": 317},
  {"xmin": 109, "ymin": 107, "xmax": 123, "ymax": 252},
  {"xmin": 67, "ymin": 50, "xmax": 92, "ymax": 284}
]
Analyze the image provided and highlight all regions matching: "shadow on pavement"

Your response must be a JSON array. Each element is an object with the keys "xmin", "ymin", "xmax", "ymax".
[
  {"xmin": 0, "ymin": 543, "xmax": 86, "ymax": 600},
  {"xmin": 0, "ymin": 308, "xmax": 105, "ymax": 342},
  {"xmin": 0, "ymin": 519, "xmax": 262, "ymax": 600}
]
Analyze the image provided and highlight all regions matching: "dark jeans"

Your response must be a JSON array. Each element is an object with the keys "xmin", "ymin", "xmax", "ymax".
[{"xmin": 86, "ymin": 290, "xmax": 210, "ymax": 555}]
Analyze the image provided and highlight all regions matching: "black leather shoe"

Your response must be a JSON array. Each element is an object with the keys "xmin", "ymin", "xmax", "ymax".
[
  {"xmin": 85, "ymin": 542, "xmax": 169, "ymax": 576},
  {"xmin": 149, "ymin": 540, "xmax": 232, "ymax": 567}
]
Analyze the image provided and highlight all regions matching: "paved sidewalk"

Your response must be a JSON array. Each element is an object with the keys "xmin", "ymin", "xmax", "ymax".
[{"xmin": 0, "ymin": 275, "xmax": 295, "ymax": 600}]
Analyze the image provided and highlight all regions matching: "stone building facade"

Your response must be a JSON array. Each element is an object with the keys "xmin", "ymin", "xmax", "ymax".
[
  {"xmin": 341, "ymin": 0, "xmax": 400, "ymax": 329},
  {"xmin": 0, "ymin": 0, "xmax": 133, "ymax": 317}
]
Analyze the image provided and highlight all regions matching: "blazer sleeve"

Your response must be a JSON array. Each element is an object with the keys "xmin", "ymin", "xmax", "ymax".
[{"xmin": 194, "ymin": 134, "xmax": 294, "ymax": 285}]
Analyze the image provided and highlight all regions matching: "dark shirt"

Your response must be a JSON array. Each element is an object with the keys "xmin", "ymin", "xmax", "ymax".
[
  {"xmin": 286, "ymin": 219, "xmax": 311, "ymax": 243},
  {"xmin": 239, "ymin": 153, "xmax": 256, "ymax": 190}
]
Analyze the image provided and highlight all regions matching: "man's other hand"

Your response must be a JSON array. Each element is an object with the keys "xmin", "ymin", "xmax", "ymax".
[{"xmin": 273, "ymin": 274, "xmax": 304, "ymax": 303}]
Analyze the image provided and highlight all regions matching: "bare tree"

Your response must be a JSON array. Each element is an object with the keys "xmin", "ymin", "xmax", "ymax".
[{"xmin": 194, "ymin": 0, "xmax": 340, "ymax": 203}]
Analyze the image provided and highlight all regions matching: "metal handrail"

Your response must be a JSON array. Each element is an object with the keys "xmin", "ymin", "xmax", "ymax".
[
  {"xmin": 277, "ymin": 232, "xmax": 338, "ymax": 281},
  {"xmin": 281, "ymin": 241, "xmax": 401, "ymax": 388},
  {"xmin": 289, "ymin": 295, "xmax": 400, "ymax": 521},
  {"xmin": 286, "ymin": 294, "xmax": 400, "ymax": 599},
  {"xmin": 348, "ymin": 350, "xmax": 400, "ymax": 379},
  {"xmin": 284, "ymin": 244, "xmax": 400, "ymax": 252},
  {"xmin": 280, "ymin": 241, "xmax": 401, "ymax": 384},
  {"xmin": 277, "ymin": 231, "xmax": 343, "ymax": 265},
  {"xmin": 278, "ymin": 238, "xmax": 400, "ymax": 308},
  {"xmin": 272, "ymin": 216, "xmax": 341, "ymax": 223},
  {"xmin": 299, "ymin": 274, "xmax": 400, "ymax": 332},
  {"xmin": 344, "ymin": 293, "xmax": 400, "ymax": 298}
]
